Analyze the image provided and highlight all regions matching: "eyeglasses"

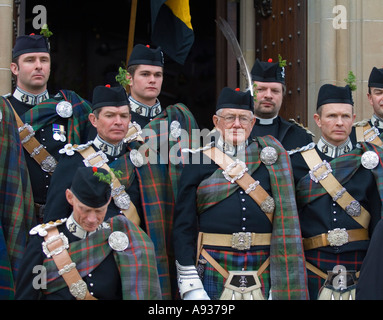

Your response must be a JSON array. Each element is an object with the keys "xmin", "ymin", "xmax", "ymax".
[{"xmin": 216, "ymin": 114, "xmax": 253, "ymax": 125}]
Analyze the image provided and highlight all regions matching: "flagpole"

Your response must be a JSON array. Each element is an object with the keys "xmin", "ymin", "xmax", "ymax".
[
  {"xmin": 127, "ymin": 0, "xmax": 137, "ymax": 65},
  {"xmin": 125, "ymin": 0, "xmax": 137, "ymax": 92}
]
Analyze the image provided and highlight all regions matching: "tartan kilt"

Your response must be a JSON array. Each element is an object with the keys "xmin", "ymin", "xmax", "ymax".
[
  {"xmin": 199, "ymin": 248, "xmax": 270, "ymax": 300},
  {"xmin": 305, "ymin": 249, "xmax": 366, "ymax": 300}
]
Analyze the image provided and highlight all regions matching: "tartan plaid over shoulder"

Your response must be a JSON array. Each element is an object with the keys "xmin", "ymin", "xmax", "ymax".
[
  {"xmin": 109, "ymin": 144, "xmax": 174, "ymax": 299},
  {"xmin": 296, "ymin": 142, "xmax": 383, "ymax": 215},
  {"xmin": 196, "ymin": 135, "xmax": 308, "ymax": 299},
  {"xmin": 43, "ymin": 215, "xmax": 161, "ymax": 299},
  {"xmin": 143, "ymin": 103, "xmax": 200, "ymax": 199},
  {"xmin": 0, "ymin": 97, "xmax": 34, "ymax": 299},
  {"xmin": 20, "ymin": 89, "xmax": 92, "ymax": 145}
]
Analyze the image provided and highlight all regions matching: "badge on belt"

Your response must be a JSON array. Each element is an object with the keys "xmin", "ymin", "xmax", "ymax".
[{"xmin": 52, "ymin": 124, "xmax": 66, "ymax": 142}]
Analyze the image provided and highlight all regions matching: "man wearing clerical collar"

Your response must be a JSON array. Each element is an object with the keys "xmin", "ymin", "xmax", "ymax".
[
  {"xmin": 15, "ymin": 167, "xmax": 161, "ymax": 300},
  {"xmin": 173, "ymin": 87, "xmax": 308, "ymax": 300},
  {"xmin": 290, "ymin": 84, "xmax": 383, "ymax": 300},
  {"xmin": 4, "ymin": 33, "xmax": 92, "ymax": 223},
  {"xmin": 250, "ymin": 58, "xmax": 313, "ymax": 150}
]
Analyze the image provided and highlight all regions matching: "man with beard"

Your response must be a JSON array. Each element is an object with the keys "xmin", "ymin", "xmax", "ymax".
[{"xmin": 250, "ymin": 58, "xmax": 313, "ymax": 151}]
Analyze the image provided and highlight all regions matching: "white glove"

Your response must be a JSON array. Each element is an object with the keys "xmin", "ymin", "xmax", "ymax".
[{"xmin": 176, "ymin": 260, "xmax": 210, "ymax": 300}]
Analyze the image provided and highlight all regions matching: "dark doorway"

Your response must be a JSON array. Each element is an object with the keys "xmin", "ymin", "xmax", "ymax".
[{"xmin": 22, "ymin": 0, "xmax": 217, "ymax": 129}]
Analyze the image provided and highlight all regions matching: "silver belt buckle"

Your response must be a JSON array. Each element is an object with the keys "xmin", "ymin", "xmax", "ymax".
[
  {"xmin": 309, "ymin": 160, "xmax": 333, "ymax": 183},
  {"xmin": 222, "ymin": 159, "xmax": 248, "ymax": 184},
  {"xmin": 232, "ymin": 232, "xmax": 252, "ymax": 250},
  {"xmin": 42, "ymin": 232, "xmax": 69, "ymax": 258},
  {"xmin": 327, "ymin": 228, "xmax": 349, "ymax": 247},
  {"xmin": 19, "ymin": 123, "xmax": 35, "ymax": 144}
]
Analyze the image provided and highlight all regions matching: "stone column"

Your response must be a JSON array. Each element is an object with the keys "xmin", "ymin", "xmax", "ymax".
[
  {"xmin": 307, "ymin": 0, "xmax": 383, "ymax": 140},
  {"xmin": 0, "ymin": 0, "xmax": 13, "ymax": 95}
]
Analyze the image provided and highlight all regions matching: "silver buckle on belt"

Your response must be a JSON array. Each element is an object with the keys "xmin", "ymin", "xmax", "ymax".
[
  {"xmin": 223, "ymin": 159, "xmax": 248, "ymax": 184},
  {"xmin": 309, "ymin": 160, "xmax": 332, "ymax": 183},
  {"xmin": 232, "ymin": 232, "xmax": 252, "ymax": 250},
  {"xmin": 42, "ymin": 232, "xmax": 69, "ymax": 258},
  {"xmin": 19, "ymin": 123, "xmax": 35, "ymax": 144},
  {"xmin": 83, "ymin": 150, "xmax": 109, "ymax": 168},
  {"xmin": 327, "ymin": 228, "xmax": 349, "ymax": 247}
]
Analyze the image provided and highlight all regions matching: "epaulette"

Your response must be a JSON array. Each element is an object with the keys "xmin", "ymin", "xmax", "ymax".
[
  {"xmin": 58, "ymin": 140, "xmax": 93, "ymax": 156},
  {"xmin": 29, "ymin": 218, "xmax": 67, "ymax": 237},
  {"xmin": 287, "ymin": 142, "xmax": 316, "ymax": 155},
  {"xmin": 353, "ymin": 119, "xmax": 370, "ymax": 127},
  {"xmin": 288, "ymin": 118, "xmax": 315, "ymax": 137}
]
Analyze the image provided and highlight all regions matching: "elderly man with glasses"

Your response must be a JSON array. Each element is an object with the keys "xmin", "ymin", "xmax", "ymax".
[{"xmin": 172, "ymin": 87, "xmax": 308, "ymax": 300}]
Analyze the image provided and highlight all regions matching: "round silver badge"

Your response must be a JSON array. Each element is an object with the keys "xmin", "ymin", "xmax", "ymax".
[
  {"xmin": 108, "ymin": 231, "xmax": 129, "ymax": 251},
  {"xmin": 170, "ymin": 120, "xmax": 182, "ymax": 139},
  {"xmin": 129, "ymin": 149, "xmax": 144, "ymax": 167},
  {"xmin": 361, "ymin": 151, "xmax": 379, "ymax": 170},
  {"xmin": 56, "ymin": 101, "xmax": 73, "ymax": 118},
  {"xmin": 260, "ymin": 146, "xmax": 278, "ymax": 165}
]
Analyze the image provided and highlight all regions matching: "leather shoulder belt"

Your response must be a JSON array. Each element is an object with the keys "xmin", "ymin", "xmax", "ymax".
[
  {"xmin": 76, "ymin": 146, "xmax": 140, "ymax": 226},
  {"xmin": 203, "ymin": 147, "xmax": 274, "ymax": 222},
  {"xmin": 301, "ymin": 148, "xmax": 370, "ymax": 229}
]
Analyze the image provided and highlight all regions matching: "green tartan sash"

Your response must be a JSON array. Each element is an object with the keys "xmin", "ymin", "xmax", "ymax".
[
  {"xmin": 20, "ymin": 89, "xmax": 92, "ymax": 145},
  {"xmin": 132, "ymin": 103, "xmax": 199, "ymax": 299},
  {"xmin": 43, "ymin": 215, "xmax": 161, "ymax": 300},
  {"xmin": 196, "ymin": 135, "xmax": 308, "ymax": 300},
  {"xmin": 143, "ymin": 103, "xmax": 200, "ymax": 199},
  {"xmin": 296, "ymin": 142, "xmax": 383, "ymax": 216},
  {"xmin": 0, "ymin": 97, "xmax": 35, "ymax": 299}
]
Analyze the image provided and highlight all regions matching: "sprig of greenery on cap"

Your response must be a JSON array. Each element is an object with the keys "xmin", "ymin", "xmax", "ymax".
[
  {"xmin": 344, "ymin": 71, "xmax": 357, "ymax": 91},
  {"xmin": 40, "ymin": 24, "xmax": 53, "ymax": 38},
  {"xmin": 93, "ymin": 167, "xmax": 123, "ymax": 185},
  {"xmin": 115, "ymin": 66, "xmax": 131, "ymax": 87}
]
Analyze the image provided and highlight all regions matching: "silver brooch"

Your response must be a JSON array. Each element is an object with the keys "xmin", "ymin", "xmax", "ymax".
[
  {"xmin": 56, "ymin": 101, "xmax": 73, "ymax": 118},
  {"xmin": 114, "ymin": 192, "xmax": 131, "ymax": 210},
  {"xmin": 129, "ymin": 149, "xmax": 144, "ymax": 167},
  {"xmin": 170, "ymin": 120, "xmax": 182, "ymax": 139},
  {"xmin": 108, "ymin": 231, "xmax": 130, "ymax": 251},
  {"xmin": 345, "ymin": 200, "xmax": 361, "ymax": 217},
  {"xmin": 69, "ymin": 280, "xmax": 87, "ymax": 300},
  {"xmin": 260, "ymin": 147, "xmax": 278, "ymax": 165},
  {"xmin": 41, "ymin": 155, "xmax": 57, "ymax": 173},
  {"xmin": 260, "ymin": 196, "xmax": 275, "ymax": 214},
  {"xmin": 361, "ymin": 151, "xmax": 379, "ymax": 169}
]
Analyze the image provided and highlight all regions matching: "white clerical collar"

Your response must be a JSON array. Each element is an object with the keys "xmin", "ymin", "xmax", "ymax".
[
  {"xmin": 216, "ymin": 136, "xmax": 247, "ymax": 157},
  {"xmin": 256, "ymin": 115, "xmax": 278, "ymax": 125},
  {"xmin": 371, "ymin": 114, "xmax": 383, "ymax": 129},
  {"xmin": 128, "ymin": 96, "xmax": 162, "ymax": 118},
  {"xmin": 93, "ymin": 135, "xmax": 125, "ymax": 157},
  {"xmin": 13, "ymin": 87, "xmax": 49, "ymax": 105},
  {"xmin": 66, "ymin": 213, "xmax": 110, "ymax": 239},
  {"xmin": 317, "ymin": 136, "xmax": 353, "ymax": 158}
]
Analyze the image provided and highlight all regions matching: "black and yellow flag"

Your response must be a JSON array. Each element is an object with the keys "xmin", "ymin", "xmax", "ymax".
[{"xmin": 151, "ymin": 0, "xmax": 194, "ymax": 65}]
